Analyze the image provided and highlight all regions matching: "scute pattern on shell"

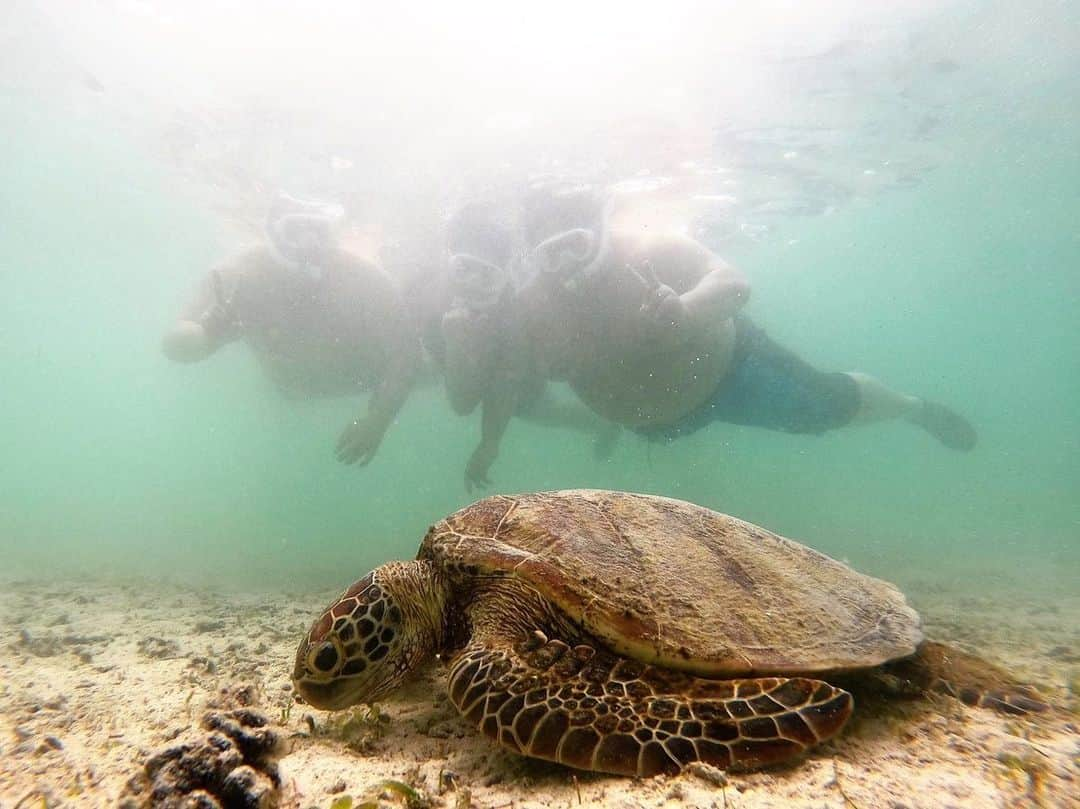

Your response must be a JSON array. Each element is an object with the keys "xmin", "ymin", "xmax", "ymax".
[{"xmin": 419, "ymin": 490, "xmax": 923, "ymax": 676}]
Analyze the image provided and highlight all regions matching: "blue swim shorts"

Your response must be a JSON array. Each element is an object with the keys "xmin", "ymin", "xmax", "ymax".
[{"xmin": 634, "ymin": 317, "xmax": 859, "ymax": 442}]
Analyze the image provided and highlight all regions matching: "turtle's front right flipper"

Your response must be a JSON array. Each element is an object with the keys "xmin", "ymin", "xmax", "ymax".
[
  {"xmin": 446, "ymin": 631, "xmax": 852, "ymax": 776},
  {"xmin": 885, "ymin": 640, "xmax": 1049, "ymax": 715}
]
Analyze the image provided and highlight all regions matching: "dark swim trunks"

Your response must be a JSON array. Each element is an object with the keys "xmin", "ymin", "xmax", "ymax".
[{"xmin": 635, "ymin": 317, "xmax": 859, "ymax": 442}]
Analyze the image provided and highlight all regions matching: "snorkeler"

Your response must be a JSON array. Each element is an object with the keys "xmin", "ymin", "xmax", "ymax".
[
  {"xmin": 434, "ymin": 201, "xmax": 620, "ymax": 490},
  {"xmin": 162, "ymin": 193, "xmax": 420, "ymax": 466},
  {"xmin": 457, "ymin": 179, "xmax": 976, "ymax": 484}
]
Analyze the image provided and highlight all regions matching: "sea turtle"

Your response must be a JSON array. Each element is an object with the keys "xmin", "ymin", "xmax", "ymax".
[{"xmin": 293, "ymin": 490, "xmax": 1047, "ymax": 775}]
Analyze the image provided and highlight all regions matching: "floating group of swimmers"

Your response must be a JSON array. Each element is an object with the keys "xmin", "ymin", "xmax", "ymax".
[{"xmin": 163, "ymin": 180, "xmax": 977, "ymax": 488}]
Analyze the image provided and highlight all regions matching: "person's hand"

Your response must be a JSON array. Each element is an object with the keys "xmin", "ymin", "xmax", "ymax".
[
  {"xmin": 464, "ymin": 442, "xmax": 497, "ymax": 493},
  {"xmin": 441, "ymin": 306, "xmax": 468, "ymax": 345},
  {"xmin": 448, "ymin": 254, "xmax": 507, "ymax": 310},
  {"xmin": 641, "ymin": 282, "xmax": 690, "ymax": 329},
  {"xmin": 199, "ymin": 302, "xmax": 238, "ymax": 343},
  {"xmin": 634, "ymin": 262, "xmax": 691, "ymax": 340},
  {"xmin": 335, "ymin": 417, "xmax": 387, "ymax": 466},
  {"xmin": 443, "ymin": 305, "xmax": 486, "ymax": 344},
  {"xmin": 200, "ymin": 270, "xmax": 241, "ymax": 342}
]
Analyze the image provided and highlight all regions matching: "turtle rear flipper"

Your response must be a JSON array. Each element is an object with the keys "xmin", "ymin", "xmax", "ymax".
[
  {"xmin": 447, "ymin": 631, "xmax": 853, "ymax": 776},
  {"xmin": 883, "ymin": 640, "xmax": 1049, "ymax": 715}
]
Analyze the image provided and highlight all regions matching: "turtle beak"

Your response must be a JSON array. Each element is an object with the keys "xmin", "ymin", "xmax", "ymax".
[{"xmin": 293, "ymin": 677, "xmax": 362, "ymax": 712}]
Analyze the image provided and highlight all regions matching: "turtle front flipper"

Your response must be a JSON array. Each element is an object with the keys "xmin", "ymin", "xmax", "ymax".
[
  {"xmin": 884, "ymin": 640, "xmax": 1049, "ymax": 715},
  {"xmin": 446, "ymin": 632, "xmax": 852, "ymax": 776}
]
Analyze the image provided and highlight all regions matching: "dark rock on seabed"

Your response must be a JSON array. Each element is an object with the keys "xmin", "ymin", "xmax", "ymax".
[{"xmin": 119, "ymin": 709, "xmax": 287, "ymax": 809}]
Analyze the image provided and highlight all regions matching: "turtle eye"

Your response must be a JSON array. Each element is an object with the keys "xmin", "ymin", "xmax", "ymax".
[{"xmin": 311, "ymin": 641, "xmax": 340, "ymax": 673}]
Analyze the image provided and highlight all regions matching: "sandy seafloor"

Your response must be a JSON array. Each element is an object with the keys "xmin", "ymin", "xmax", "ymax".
[{"xmin": 1, "ymin": 564, "xmax": 1077, "ymax": 809}]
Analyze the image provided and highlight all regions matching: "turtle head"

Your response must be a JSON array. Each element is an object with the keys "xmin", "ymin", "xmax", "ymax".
[{"xmin": 292, "ymin": 561, "xmax": 446, "ymax": 711}]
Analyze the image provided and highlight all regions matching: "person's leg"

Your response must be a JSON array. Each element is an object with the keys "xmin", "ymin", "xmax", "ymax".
[
  {"xmin": 516, "ymin": 385, "xmax": 622, "ymax": 460},
  {"xmin": 707, "ymin": 320, "xmax": 977, "ymax": 450},
  {"xmin": 843, "ymin": 372, "xmax": 921, "ymax": 423},
  {"xmin": 842, "ymin": 371, "xmax": 976, "ymax": 450}
]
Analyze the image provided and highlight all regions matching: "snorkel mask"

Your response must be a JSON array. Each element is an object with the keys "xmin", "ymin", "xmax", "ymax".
[
  {"xmin": 522, "ymin": 181, "xmax": 614, "ymax": 291},
  {"xmin": 445, "ymin": 202, "xmax": 516, "ymax": 311},
  {"xmin": 531, "ymin": 228, "xmax": 599, "ymax": 287},
  {"xmin": 267, "ymin": 193, "xmax": 345, "ymax": 280}
]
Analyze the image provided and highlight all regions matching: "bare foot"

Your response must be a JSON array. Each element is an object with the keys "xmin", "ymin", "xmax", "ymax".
[{"xmin": 907, "ymin": 400, "xmax": 977, "ymax": 451}]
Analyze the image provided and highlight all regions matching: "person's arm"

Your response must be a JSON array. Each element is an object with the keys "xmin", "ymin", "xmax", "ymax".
[
  {"xmin": 367, "ymin": 324, "xmax": 420, "ymax": 430},
  {"xmin": 336, "ymin": 264, "xmax": 422, "ymax": 465},
  {"xmin": 638, "ymin": 235, "xmax": 750, "ymax": 335},
  {"xmin": 161, "ymin": 320, "xmax": 217, "ymax": 362},
  {"xmin": 464, "ymin": 370, "xmax": 519, "ymax": 492},
  {"xmin": 162, "ymin": 266, "xmax": 243, "ymax": 362},
  {"xmin": 441, "ymin": 305, "xmax": 496, "ymax": 416},
  {"xmin": 461, "ymin": 306, "xmax": 535, "ymax": 490},
  {"xmin": 679, "ymin": 255, "xmax": 751, "ymax": 324}
]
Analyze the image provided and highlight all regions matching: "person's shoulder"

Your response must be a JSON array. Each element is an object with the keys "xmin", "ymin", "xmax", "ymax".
[
  {"xmin": 607, "ymin": 228, "xmax": 708, "ymax": 262},
  {"xmin": 645, "ymin": 232, "xmax": 723, "ymax": 273},
  {"xmin": 645, "ymin": 229, "xmax": 711, "ymax": 254},
  {"xmin": 212, "ymin": 243, "xmax": 278, "ymax": 278},
  {"xmin": 333, "ymin": 249, "xmax": 399, "ymax": 287},
  {"xmin": 334, "ymin": 247, "xmax": 381, "ymax": 270}
]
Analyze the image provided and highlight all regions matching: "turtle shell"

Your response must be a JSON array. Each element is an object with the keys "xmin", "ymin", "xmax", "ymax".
[{"xmin": 419, "ymin": 490, "xmax": 922, "ymax": 676}]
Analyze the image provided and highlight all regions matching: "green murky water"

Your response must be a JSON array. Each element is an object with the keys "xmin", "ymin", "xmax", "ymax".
[{"xmin": 1, "ymin": 1, "xmax": 1076, "ymax": 602}]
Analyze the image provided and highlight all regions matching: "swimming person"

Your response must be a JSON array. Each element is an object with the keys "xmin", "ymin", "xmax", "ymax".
[
  {"xmin": 435, "ymin": 202, "xmax": 621, "ymax": 489},
  {"xmin": 457, "ymin": 180, "xmax": 976, "ymax": 483},
  {"xmin": 162, "ymin": 194, "xmax": 420, "ymax": 466}
]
